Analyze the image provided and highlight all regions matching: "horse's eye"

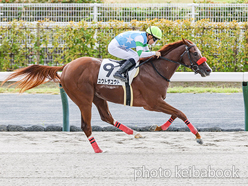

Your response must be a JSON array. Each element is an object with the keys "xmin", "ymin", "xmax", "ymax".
[{"xmin": 193, "ymin": 52, "xmax": 198, "ymax": 56}]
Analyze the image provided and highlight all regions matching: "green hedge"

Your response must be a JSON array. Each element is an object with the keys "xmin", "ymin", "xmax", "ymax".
[{"xmin": 0, "ymin": 19, "xmax": 248, "ymax": 72}]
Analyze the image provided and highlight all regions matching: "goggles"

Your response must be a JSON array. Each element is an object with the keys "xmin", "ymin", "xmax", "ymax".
[{"xmin": 153, "ymin": 37, "xmax": 158, "ymax": 42}]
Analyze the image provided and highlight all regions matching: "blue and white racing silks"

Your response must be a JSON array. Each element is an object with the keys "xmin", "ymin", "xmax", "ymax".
[
  {"xmin": 115, "ymin": 31, "xmax": 147, "ymax": 49},
  {"xmin": 115, "ymin": 31, "xmax": 155, "ymax": 57}
]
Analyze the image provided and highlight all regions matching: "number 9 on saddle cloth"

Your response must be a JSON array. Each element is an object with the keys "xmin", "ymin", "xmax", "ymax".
[{"xmin": 97, "ymin": 59, "xmax": 138, "ymax": 86}]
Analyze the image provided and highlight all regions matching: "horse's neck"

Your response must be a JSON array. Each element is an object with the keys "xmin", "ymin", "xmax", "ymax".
[{"xmin": 156, "ymin": 45, "xmax": 185, "ymax": 80}]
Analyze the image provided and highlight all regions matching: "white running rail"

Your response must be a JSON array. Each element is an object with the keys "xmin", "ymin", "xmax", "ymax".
[{"xmin": 1, "ymin": 72, "xmax": 248, "ymax": 82}]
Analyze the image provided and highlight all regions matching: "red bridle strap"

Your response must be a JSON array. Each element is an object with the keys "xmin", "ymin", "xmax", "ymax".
[{"xmin": 196, "ymin": 57, "xmax": 207, "ymax": 65}]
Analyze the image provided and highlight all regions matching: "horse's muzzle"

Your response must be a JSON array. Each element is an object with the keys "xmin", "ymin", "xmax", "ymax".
[
  {"xmin": 199, "ymin": 63, "xmax": 212, "ymax": 77},
  {"xmin": 199, "ymin": 67, "xmax": 211, "ymax": 77}
]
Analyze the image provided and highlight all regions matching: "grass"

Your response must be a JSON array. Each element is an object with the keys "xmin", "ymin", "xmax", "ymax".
[
  {"xmin": 0, "ymin": 82, "xmax": 61, "ymax": 95},
  {"xmin": 104, "ymin": 0, "xmax": 193, "ymax": 3},
  {"xmin": 194, "ymin": 0, "xmax": 238, "ymax": 2},
  {"xmin": 167, "ymin": 87, "xmax": 242, "ymax": 93},
  {"xmin": 0, "ymin": 87, "xmax": 60, "ymax": 94},
  {"xmin": 0, "ymin": 81, "xmax": 242, "ymax": 94},
  {"xmin": 0, "ymin": 84, "xmax": 242, "ymax": 94}
]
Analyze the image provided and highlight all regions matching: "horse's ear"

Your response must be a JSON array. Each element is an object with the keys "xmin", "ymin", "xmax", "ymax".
[
  {"xmin": 182, "ymin": 37, "xmax": 186, "ymax": 43},
  {"xmin": 182, "ymin": 38, "xmax": 189, "ymax": 46}
]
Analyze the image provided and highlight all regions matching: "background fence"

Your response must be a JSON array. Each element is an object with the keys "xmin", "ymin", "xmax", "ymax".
[
  {"xmin": 1, "ymin": 3, "xmax": 248, "ymax": 71},
  {"xmin": 1, "ymin": 3, "xmax": 248, "ymax": 22},
  {"xmin": 1, "ymin": 20, "xmax": 248, "ymax": 72}
]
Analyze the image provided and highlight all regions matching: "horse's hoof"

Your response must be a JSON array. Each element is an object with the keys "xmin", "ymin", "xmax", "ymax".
[
  {"xmin": 102, "ymin": 149, "xmax": 108, "ymax": 153},
  {"xmin": 134, "ymin": 133, "xmax": 142, "ymax": 138},
  {"xmin": 94, "ymin": 149, "xmax": 103, "ymax": 153},
  {"xmin": 149, "ymin": 125, "xmax": 158, "ymax": 131},
  {"xmin": 196, "ymin": 138, "xmax": 203, "ymax": 145}
]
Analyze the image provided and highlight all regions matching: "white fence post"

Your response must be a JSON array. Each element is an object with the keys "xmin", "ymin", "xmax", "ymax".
[
  {"xmin": 90, "ymin": 3, "xmax": 101, "ymax": 22},
  {"xmin": 188, "ymin": 3, "xmax": 199, "ymax": 23},
  {"xmin": 0, "ymin": 4, "xmax": 2, "ymax": 40},
  {"xmin": 0, "ymin": 4, "xmax": 3, "ymax": 16}
]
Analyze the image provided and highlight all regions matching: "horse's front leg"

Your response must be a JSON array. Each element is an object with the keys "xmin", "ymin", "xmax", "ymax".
[{"xmin": 146, "ymin": 100, "xmax": 203, "ymax": 145}]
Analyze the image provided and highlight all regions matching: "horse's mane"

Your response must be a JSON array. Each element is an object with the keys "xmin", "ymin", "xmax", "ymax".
[{"xmin": 139, "ymin": 39, "xmax": 193, "ymax": 63}]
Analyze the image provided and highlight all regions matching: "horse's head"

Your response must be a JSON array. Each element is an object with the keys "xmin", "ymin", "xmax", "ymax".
[{"xmin": 181, "ymin": 38, "xmax": 212, "ymax": 77}]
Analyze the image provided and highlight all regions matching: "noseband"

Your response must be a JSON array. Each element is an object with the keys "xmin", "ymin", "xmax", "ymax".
[
  {"xmin": 179, "ymin": 45, "xmax": 207, "ymax": 74},
  {"xmin": 137, "ymin": 44, "xmax": 207, "ymax": 82}
]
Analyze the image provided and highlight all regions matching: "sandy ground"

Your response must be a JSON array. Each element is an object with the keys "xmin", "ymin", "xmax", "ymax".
[{"xmin": 0, "ymin": 131, "xmax": 248, "ymax": 186}]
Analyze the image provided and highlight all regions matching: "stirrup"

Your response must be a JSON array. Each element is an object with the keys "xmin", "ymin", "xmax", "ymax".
[{"xmin": 113, "ymin": 72, "xmax": 128, "ymax": 83}]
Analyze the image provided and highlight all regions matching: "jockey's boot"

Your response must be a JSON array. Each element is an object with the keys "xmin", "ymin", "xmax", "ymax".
[{"xmin": 113, "ymin": 58, "xmax": 136, "ymax": 83}]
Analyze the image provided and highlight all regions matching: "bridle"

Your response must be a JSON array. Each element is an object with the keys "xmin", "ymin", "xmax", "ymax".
[
  {"xmin": 137, "ymin": 44, "xmax": 207, "ymax": 82},
  {"xmin": 178, "ymin": 44, "xmax": 207, "ymax": 74}
]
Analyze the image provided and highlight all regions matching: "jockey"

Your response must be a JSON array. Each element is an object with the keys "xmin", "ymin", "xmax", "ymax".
[{"xmin": 108, "ymin": 26, "xmax": 162, "ymax": 83}]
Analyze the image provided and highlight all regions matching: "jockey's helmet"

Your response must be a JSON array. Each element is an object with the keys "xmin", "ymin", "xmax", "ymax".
[{"xmin": 146, "ymin": 26, "xmax": 162, "ymax": 40}]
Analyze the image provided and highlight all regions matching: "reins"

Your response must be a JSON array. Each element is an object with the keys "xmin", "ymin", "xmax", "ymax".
[
  {"xmin": 135, "ymin": 56, "xmax": 183, "ymax": 82},
  {"xmin": 136, "ymin": 44, "xmax": 206, "ymax": 82},
  {"xmin": 140, "ymin": 56, "xmax": 190, "ymax": 82},
  {"xmin": 159, "ymin": 56, "xmax": 190, "ymax": 68},
  {"xmin": 135, "ymin": 55, "xmax": 186, "ymax": 82},
  {"xmin": 150, "ymin": 60, "xmax": 171, "ymax": 82},
  {"xmin": 136, "ymin": 56, "xmax": 154, "ymax": 68}
]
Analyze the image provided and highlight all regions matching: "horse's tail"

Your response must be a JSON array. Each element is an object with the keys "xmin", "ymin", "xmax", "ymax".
[{"xmin": 1, "ymin": 64, "xmax": 66, "ymax": 93}]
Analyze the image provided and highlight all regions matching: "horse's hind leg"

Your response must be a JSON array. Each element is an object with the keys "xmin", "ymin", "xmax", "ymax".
[
  {"xmin": 62, "ymin": 86, "xmax": 103, "ymax": 153},
  {"xmin": 93, "ymin": 95, "xmax": 142, "ymax": 138},
  {"xmin": 150, "ymin": 115, "xmax": 176, "ymax": 132},
  {"xmin": 79, "ymin": 105, "xmax": 103, "ymax": 153}
]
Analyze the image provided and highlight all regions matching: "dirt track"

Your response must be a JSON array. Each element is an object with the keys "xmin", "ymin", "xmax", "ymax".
[{"xmin": 0, "ymin": 132, "xmax": 247, "ymax": 185}]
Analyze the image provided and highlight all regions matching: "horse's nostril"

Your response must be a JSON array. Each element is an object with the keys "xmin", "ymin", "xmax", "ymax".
[{"xmin": 206, "ymin": 69, "xmax": 211, "ymax": 73}]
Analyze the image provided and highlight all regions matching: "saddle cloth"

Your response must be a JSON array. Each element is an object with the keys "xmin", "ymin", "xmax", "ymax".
[
  {"xmin": 97, "ymin": 59, "xmax": 139, "ymax": 107},
  {"xmin": 97, "ymin": 59, "xmax": 139, "ymax": 86}
]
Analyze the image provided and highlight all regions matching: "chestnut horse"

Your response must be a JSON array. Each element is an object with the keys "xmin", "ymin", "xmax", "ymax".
[{"xmin": 2, "ymin": 39, "xmax": 211, "ymax": 153}]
